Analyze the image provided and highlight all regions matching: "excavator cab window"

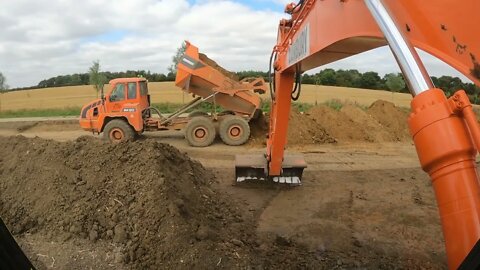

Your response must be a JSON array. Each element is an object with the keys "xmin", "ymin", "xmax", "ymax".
[
  {"xmin": 110, "ymin": 83, "xmax": 125, "ymax": 102},
  {"xmin": 127, "ymin": 82, "xmax": 137, "ymax": 99}
]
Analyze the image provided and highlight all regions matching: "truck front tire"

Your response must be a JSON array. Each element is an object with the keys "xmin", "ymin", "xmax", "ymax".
[{"xmin": 103, "ymin": 119, "xmax": 135, "ymax": 143}]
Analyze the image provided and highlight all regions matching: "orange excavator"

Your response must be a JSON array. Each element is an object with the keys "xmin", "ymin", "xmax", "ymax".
[
  {"xmin": 80, "ymin": 42, "xmax": 267, "ymax": 147},
  {"xmin": 236, "ymin": 0, "xmax": 480, "ymax": 269}
]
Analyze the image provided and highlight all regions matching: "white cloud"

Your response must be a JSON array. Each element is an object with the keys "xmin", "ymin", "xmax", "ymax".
[
  {"xmin": 0, "ymin": 0, "xmax": 471, "ymax": 88},
  {"xmin": 0, "ymin": 0, "xmax": 282, "ymax": 87}
]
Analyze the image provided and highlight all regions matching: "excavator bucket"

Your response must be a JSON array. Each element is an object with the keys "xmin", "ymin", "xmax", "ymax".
[{"xmin": 235, "ymin": 154, "xmax": 307, "ymax": 184}]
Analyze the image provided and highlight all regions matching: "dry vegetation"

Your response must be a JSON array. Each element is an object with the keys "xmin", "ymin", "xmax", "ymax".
[{"xmin": 0, "ymin": 82, "xmax": 413, "ymax": 112}]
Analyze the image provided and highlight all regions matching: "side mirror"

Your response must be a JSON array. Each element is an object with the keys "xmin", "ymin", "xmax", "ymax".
[{"xmin": 109, "ymin": 95, "xmax": 115, "ymax": 102}]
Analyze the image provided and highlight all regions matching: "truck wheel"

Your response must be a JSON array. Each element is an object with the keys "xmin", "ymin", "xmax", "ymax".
[
  {"xmin": 185, "ymin": 117, "xmax": 216, "ymax": 147},
  {"xmin": 188, "ymin": 111, "xmax": 208, "ymax": 118},
  {"xmin": 103, "ymin": 119, "xmax": 135, "ymax": 143},
  {"xmin": 219, "ymin": 116, "xmax": 250, "ymax": 146}
]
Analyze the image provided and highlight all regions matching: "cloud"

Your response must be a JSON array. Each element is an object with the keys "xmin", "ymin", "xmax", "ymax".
[
  {"xmin": 0, "ymin": 0, "xmax": 282, "ymax": 87},
  {"xmin": 0, "ymin": 0, "xmax": 471, "ymax": 88}
]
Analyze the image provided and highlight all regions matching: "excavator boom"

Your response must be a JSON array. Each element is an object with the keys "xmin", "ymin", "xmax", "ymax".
[{"xmin": 236, "ymin": 0, "xmax": 480, "ymax": 268}]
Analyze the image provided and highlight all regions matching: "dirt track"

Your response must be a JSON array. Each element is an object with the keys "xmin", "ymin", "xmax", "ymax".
[{"xmin": 0, "ymin": 102, "xmax": 449, "ymax": 269}]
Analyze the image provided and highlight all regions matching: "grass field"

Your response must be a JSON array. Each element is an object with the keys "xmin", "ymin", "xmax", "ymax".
[{"xmin": 0, "ymin": 82, "xmax": 413, "ymax": 117}]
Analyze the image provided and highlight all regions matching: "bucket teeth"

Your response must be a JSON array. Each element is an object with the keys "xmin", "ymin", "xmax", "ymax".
[
  {"xmin": 235, "ymin": 154, "xmax": 306, "ymax": 185},
  {"xmin": 272, "ymin": 176, "xmax": 301, "ymax": 185}
]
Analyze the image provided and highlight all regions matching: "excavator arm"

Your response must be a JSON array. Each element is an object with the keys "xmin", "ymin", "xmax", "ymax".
[{"xmin": 236, "ymin": 0, "xmax": 480, "ymax": 269}]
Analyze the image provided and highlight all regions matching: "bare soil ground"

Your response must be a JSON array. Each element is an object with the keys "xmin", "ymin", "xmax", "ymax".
[{"xmin": 0, "ymin": 101, "xmax": 448, "ymax": 269}]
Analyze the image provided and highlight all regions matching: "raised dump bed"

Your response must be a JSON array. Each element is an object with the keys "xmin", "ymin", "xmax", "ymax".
[{"xmin": 175, "ymin": 41, "xmax": 267, "ymax": 119}]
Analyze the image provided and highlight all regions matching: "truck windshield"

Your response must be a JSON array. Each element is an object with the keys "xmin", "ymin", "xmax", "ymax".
[
  {"xmin": 110, "ymin": 84, "xmax": 125, "ymax": 102},
  {"xmin": 140, "ymin": 81, "xmax": 148, "ymax": 96}
]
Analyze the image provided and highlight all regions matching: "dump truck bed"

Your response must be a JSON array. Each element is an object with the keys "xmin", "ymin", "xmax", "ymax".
[{"xmin": 175, "ymin": 42, "xmax": 266, "ymax": 119}]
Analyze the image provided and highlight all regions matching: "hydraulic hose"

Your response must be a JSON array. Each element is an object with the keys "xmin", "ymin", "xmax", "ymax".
[
  {"xmin": 143, "ymin": 107, "xmax": 165, "ymax": 120},
  {"xmin": 297, "ymin": 0, "xmax": 305, "ymax": 8},
  {"xmin": 291, "ymin": 65, "xmax": 302, "ymax": 101},
  {"xmin": 269, "ymin": 50, "xmax": 277, "ymax": 101}
]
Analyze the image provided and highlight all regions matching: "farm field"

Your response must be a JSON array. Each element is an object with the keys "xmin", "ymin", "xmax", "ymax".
[{"xmin": 0, "ymin": 82, "xmax": 413, "ymax": 112}]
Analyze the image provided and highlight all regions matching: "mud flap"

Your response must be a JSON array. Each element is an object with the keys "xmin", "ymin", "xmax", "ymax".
[
  {"xmin": 0, "ymin": 216, "xmax": 34, "ymax": 270},
  {"xmin": 235, "ymin": 154, "xmax": 307, "ymax": 184}
]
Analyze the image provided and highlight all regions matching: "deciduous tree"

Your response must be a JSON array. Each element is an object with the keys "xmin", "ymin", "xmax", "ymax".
[
  {"xmin": 0, "ymin": 72, "xmax": 9, "ymax": 112},
  {"xmin": 168, "ymin": 42, "xmax": 187, "ymax": 75},
  {"xmin": 89, "ymin": 60, "xmax": 107, "ymax": 98}
]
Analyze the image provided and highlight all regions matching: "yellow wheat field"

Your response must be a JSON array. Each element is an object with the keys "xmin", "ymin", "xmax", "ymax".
[{"xmin": 0, "ymin": 82, "xmax": 413, "ymax": 111}]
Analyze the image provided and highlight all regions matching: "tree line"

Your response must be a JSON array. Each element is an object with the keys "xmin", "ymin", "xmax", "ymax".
[
  {"xmin": 32, "ymin": 70, "xmax": 177, "ymax": 90},
  {"xmin": 4, "ymin": 68, "xmax": 480, "ymax": 103}
]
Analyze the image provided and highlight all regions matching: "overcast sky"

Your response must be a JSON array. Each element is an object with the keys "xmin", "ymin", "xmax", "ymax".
[{"xmin": 0, "ymin": 0, "xmax": 469, "ymax": 88}]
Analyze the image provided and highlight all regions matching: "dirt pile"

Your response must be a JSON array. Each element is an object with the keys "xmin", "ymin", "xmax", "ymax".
[
  {"xmin": 0, "ymin": 136, "xmax": 238, "ymax": 268},
  {"xmin": 199, "ymin": 53, "xmax": 239, "ymax": 81},
  {"xmin": 288, "ymin": 109, "xmax": 336, "ymax": 145},
  {"xmin": 367, "ymin": 100, "xmax": 410, "ymax": 141},
  {"xmin": 0, "ymin": 136, "xmax": 323, "ymax": 269},
  {"xmin": 249, "ymin": 110, "xmax": 335, "ymax": 146},
  {"xmin": 249, "ymin": 100, "xmax": 410, "ymax": 146},
  {"xmin": 249, "ymin": 113, "xmax": 269, "ymax": 146},
  {"xmin": 339, "ymin": 105, "xmax": 397, "ymax": 142},
  {"xmin": 307, "ymin": 106, "xmax": 371, "ymax": 142},
  {"xmin": 308, "ymin": 101, "xmax": 410, "ymax": 143}
]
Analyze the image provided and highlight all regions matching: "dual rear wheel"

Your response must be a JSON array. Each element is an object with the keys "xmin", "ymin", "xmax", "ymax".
[
  {"xmin": 218, "ymin": 115, "xmax": 250, "ymax": 146},
  {"xmin": 184, "ymin": 115, "xmax": 250, "ymax": 147}
]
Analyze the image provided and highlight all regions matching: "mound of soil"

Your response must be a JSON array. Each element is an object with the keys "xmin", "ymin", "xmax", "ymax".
[
  {"xmin": 340, "ymin": 105, "xmax": 396, "ymax": 143},
  {"xmin": 249, "ymin": 102, "xmax": 412, "ymax": 146},
  {"xmin": 249, "ymin": 114, "xmax": 269, "ymax": 146},
  {"xmin": 367, "ymin": 100, "xmax": 410, "ymax": 141},
  {"xmin": 249, "ymin": 110, "xmax": 335, "ymax": 146},
  {"xmin": 0, "ymin": 136, "xmax": 322, "ymax": 269},
  {"xmin": 199, "ymin": 53, "xmax": 239, "ymax": 81},
  {"xmin": 307, "ymin": 106, "xmax": 370, "ymax": 142},
  {"xmin": 288, "ymin": 109, "xmax": 335, "ymax": 145},
  {"xmin": 307, "ymin": 102, "xmax": 411, "ymax": 144}
]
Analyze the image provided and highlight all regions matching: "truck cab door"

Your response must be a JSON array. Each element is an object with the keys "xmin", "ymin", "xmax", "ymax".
[{"xmin": 107, "ymin": 83, "xmax": 126, "ymax": 112}]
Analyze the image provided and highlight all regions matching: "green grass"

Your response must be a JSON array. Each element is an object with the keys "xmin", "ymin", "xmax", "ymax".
[
  {"xmin": 322, "ymin": 99, "xmax": 371, "ymax": 111},
  {"xmin": 0, "ymin": 101, "xmax": 315, "ymax": 118},
  {"xmin": 323, "ymin": 99, "xmax": 344, "ymax": 111},
  {"xmin": 260, "ymin": 102, "xmax": 312, "ymax": 113},
  {"xmin": 0, "ymin": 107, "xmax": 81, "ymax": 118}
]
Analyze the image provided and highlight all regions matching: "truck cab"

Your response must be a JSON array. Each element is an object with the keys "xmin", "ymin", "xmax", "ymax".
[{"xmin": 80, "ymin": 77, "xmax": 150, "ymax": 142}]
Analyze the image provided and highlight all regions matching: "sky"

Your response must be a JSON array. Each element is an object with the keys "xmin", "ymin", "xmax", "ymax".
[{"xmin": 0, "ymin": 0, "xmax": 469, "ymax": 88}]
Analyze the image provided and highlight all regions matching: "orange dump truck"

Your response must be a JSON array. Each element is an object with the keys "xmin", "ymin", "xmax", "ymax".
[{"xmin": 80, "ymin": 42, "xmax": 267, "ymax": 147}]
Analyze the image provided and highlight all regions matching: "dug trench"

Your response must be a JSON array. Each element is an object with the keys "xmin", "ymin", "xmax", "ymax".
[{"xmin": 0, "ymin": 134, "xmax": 447, "ymax": 269}]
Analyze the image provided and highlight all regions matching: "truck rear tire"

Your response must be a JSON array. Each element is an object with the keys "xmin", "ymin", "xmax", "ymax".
[
  {"xmin": 103, "ymin": 119, "xmax": 135, "ymax": 143},
  {"xmin": 219, "ymin": 115, "xmax": 250, "ymax": 146},
  {"xmin": 185, "ymin": 117, "xmax": 216, "ymax": 147}
]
